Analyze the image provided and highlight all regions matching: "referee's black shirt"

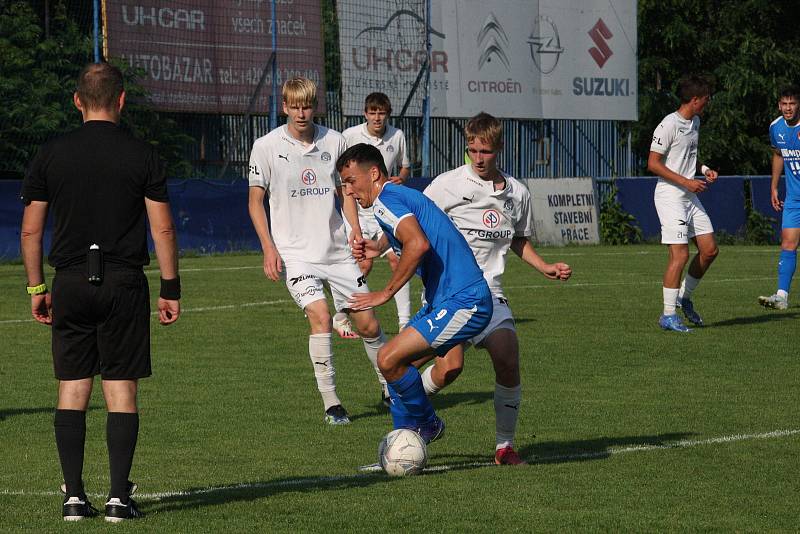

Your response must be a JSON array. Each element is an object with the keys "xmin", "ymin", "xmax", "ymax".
[{"xmin": 21, "ymin": 120, "xmax": 169, "ymax": 269}]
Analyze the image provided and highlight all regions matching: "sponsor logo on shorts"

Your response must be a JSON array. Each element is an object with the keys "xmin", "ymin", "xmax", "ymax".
[
  {"xmin": 289, "ymin": 274, "xmax": 314, "ymax": 286},
  {"xmin": 435, "ymin": 309, "xmax": 447, "ymax": 320},
  {"xmin": 426, "ymin": 319, "xmax": 438, "ymax": 332},
  {"xmin": 356, "ymin": 275, "xmax": 367, "ymax": 287}
]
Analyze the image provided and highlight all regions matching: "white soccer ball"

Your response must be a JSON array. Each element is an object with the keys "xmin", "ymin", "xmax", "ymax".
[{"xmin": 378, "ymin": 429, "xmax": 428, "ymax": 476}]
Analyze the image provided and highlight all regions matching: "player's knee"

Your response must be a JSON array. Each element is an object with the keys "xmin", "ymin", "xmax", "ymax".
[
  {"xmin": 702, "ymin": 245, "xmax": 719, "ymax": 262},
  {"xmin": 377, "ymin": 347, "xmax": 395, "ymax": 374},
  {"xmin": 441, "ymin": 365, "xmax": 462, "ymax": 386},
  {"xmin": 353, "ymin": 315, "xmax": 380, "ymax": 338}
]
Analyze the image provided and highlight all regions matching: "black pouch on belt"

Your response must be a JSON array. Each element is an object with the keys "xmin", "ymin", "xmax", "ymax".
[{"xmin": 87, "ymin": 243, "xmax": 103, "ymax": 284}]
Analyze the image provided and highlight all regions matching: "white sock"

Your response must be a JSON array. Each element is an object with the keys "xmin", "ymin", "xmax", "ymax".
[
  {"xmin": 394, "ymin": 281, "xmax": 412, "ymax": 328},
  {"xmin": 663, "ymin": 287, "xmax": 679, "ymax": 316},
  {"xmin": 362, "ymin": 329, "xmax": 388, "ymax": 392},
  {"xmin": 678, "ymin": 274, "xmax": 700, "ymax": 301},
  {"xmin": 308, "ymin": 333, "xmax": 340, "ymax": 410},
  {"xmin": 421, "ymin": 365, "xmax": 441, "ymax": 396},
  {"xmin": 494, "ymin": 383, "xmax": 521, "ymax": 449}
]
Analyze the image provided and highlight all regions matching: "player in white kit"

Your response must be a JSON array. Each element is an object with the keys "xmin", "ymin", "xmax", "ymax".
[
  {"xmin": 648, "ymin": 74, "xmax": 719, "ymax": 332},
  {"xmin": 423, "ymin": 113, "xmax": 572, "ymax": 465},
  {"xmin": 247, "ymin": 77, "xmax": 388, "ymax": 425},
  {"xmin": 341, "ymin": 93, "xmax": 413, "ymax": 338}
]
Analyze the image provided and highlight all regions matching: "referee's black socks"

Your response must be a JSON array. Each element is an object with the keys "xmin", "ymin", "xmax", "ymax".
[
  {"xmin": 106, "ymin": 412, "xmax": 139, "ymax": 502},
  {"xmin": 54, "ymin": 409, "xmax": 87, "ymax": 498}
]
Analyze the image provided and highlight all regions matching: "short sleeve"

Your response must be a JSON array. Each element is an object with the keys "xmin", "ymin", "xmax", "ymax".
[
  {"xmin": 20, "ymin": 145, "xmax": 50, "ymax": 204},
  {"xmin": 515, "ymin": 186, "xmax": 532, "ymax": 237},
  {"xmin": 649, "ymin": 120, "xmax": 673, "ymax": 155},
  {"xmin": 769, "ymin": 122, "xmax": 778, "ymax": 149},
  {"xmin": 331, "ymin": 136, "xmax": 348, "ymax": 188},
  {"xmin": 143, "ymin": 148, "xmax": 169, "ymax": 202},
  {"xmin": 248, "ymin": 141, "xmax": 270, "ymax": 189},
  {"xmin": 423, "ymin": 174, "xmax": 457, "ymax": 213}
]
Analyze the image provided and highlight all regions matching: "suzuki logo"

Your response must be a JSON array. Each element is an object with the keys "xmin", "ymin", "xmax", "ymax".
[
  {"xmin": 588, "ymin": 18, "xmax": 613, "ymax": 68},
  {"xmin": 477, "ymin": 12, "xmax": 510, "ymax": 70}
]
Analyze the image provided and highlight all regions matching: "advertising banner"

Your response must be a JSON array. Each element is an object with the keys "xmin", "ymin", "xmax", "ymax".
[
  {"xmin": 526, "ymin": 177, "xmax": 600, "ymax": 245},
  {"xmin": 105, "ymin": 1, "xmax": 325, "ymax": 114},
  {"xmin": 338, "ymin": 0, "xmax": 636, "ymax": 119}
]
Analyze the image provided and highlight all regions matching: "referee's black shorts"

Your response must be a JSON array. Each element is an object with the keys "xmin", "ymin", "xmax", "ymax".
[{"xmin": 51, "ymin": 265, "xmax": 151, "ymax": 380}]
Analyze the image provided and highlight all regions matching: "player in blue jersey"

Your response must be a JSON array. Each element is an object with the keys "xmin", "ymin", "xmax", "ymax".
[
  {"xmin": 759, "ymin": 85, "xmax": 800, "ymax": 310},
  {"xmin": 336, "ymin": 143, "xmax": 493, "ymax": 444}
]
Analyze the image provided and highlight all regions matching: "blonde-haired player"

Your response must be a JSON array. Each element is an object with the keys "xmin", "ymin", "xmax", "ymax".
[
  {"xmin": 247, "ymin": 77, "xmax": 388, "ymax": 425},
  {"xmin": 423, "ymin": 112, "xmax": 571, "ymax": 465}
]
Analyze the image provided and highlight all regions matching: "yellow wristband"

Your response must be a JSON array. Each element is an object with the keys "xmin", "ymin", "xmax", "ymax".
[{"xmin": 26, "ymin": 283, "xmax": 47, "ymax": 295}]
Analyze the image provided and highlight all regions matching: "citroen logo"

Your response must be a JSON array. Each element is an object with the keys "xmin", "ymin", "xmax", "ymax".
[{"xmin": 477, "ymin": 12, "xmax": 510, "ymax": 70}]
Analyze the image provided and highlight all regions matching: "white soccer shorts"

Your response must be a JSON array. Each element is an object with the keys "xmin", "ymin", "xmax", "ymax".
[
  {"xmin": 284, "ymin": 260, "xmax": 369, "ymax": 311},
  {"xmin": 470, "ymin": 296, "xmax": 515, "ymax": 347},
  {"xmin": 654, "ymin": 194, "xmax": 714, "ymax": 244}
]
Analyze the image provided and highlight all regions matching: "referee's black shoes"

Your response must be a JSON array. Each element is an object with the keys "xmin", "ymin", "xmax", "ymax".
[
  {"xmin": 60, "ymin": 485, "xmax": 99, "ymax": 521},
  {"xmin": 104, "ymin": 481, "xmax": 144, "ymax": 523}
]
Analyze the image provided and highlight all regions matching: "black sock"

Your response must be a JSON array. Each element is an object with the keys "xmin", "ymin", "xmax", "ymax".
[
  {"xmin": 106, "ymin": 412, "xmax": 139, "ymax": 502},
  {"xmin": 54, "ymin": 409, "xmax": 86, "ymax": 498}
]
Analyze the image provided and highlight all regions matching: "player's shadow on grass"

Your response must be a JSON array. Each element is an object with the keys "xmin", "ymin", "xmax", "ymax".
[
  {"xmin": 521, "ymin": 432, "xmax": 696, "ymax": 464},
  {"xmin": 0, "ymin": 407, "xmax": 56, "ymax": 421},
  {"xmin": 0, "ymin": 405, "xmax": 101, "ymax": 422},
  {"xmin": 144, "ymin": 468, "xmax": 452, "ymax": 514},
  {"xmin": 706, "ymin": 311, "xmax": 800, "ymax": 327}
]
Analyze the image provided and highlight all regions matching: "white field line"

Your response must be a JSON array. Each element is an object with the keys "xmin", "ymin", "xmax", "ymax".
[{"xmin": 1, "ymin": 428, "xmax": 797, "ymax": 501}]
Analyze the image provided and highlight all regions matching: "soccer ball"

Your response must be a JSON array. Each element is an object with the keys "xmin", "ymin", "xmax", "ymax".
[{"xmin": 378, "ymin": 429, "xmax": 428, "ymax": 476}]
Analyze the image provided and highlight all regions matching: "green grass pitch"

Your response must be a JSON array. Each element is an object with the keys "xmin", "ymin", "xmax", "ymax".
[{"xmin": 0, "ymin": 245, "xmax": 797, "ymax": 531}]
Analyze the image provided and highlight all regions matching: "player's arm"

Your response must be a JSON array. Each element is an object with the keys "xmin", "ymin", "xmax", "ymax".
[
  {"xmin": 338, "ymin": 185, "xmax": 363, "ymax": 244},
  {"xmin": 146, "ymin": 198, "xmax": 180, "ymax": 325},
  {"xmin": 510, "ymin": 236, "xmax": 571, "ymax": 281},
  {"xmin": 391, "ymin": 166, "xmax": 411, "ymax": 184},
  {"xmin": 771, "ymin": 148, "xmax": 784, "ymax": 211},
  {"xmin": 248, "ymin": 185, "xmax": 282, "ymax": 281},
  {"xmin": 647, "ymin": 151, "xmax": 707, "ymax": 193},
  {"xmin": 20, "ymin": 200, "xmax": 52, "ymax": 325},
  {"xmin": 348, "ymin": 216, "xmax": 428, "ymax": 310}
]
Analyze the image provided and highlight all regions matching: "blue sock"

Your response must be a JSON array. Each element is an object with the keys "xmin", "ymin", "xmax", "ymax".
[
  {"xmin": 388, "ymin": 366, "xmax": 436, "ymax": 429},
  {"xmin": 387, "ymin": 382, "xmax": 415, "ymax": 429},
  {"xmin": 778, "ymin": 249, "xmax": 797, "ymax": 293}
]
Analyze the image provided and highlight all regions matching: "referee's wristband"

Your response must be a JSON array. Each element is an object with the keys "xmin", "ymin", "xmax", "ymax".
[
  {"xmin": 26, "ymin": 282, "xmax": 48, "ymax": 295},
  {"xmin": 160, "ymin": 277, "xmax": 181, "ymax": 300}
]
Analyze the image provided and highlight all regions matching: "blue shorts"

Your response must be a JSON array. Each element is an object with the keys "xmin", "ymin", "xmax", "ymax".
[
  {"xmin": 408, "ymin": 282, "xmax": 493, "ymax": 356},
  {"xmin": 782, "ymin": 206, "xmax": 800, "ymax": 229}
]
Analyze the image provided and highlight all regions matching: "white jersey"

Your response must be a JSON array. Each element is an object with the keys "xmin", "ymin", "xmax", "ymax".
[
  {"xmin": 248, "ymin": 124, "xmax": 350, "ymax": 264},
  {"xmin": 650, "ymin": 111, "xmax": 701, "ymax": 199},
  {"xmin": 342, "ymin": 122, "xmax": 411, "ymax": 230},
  {"xmin": 342, "ymin": 123, "xmax": 410, "ymax": 174},
  {"xmin": 424, "ymin": 164, "xmax": 531, "ymax": 298}
]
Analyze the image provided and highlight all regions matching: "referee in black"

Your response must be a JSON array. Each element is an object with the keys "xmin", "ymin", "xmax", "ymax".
[{"xmin": 20, "ymin": 62, "xmax": 181, "ymax": 522}]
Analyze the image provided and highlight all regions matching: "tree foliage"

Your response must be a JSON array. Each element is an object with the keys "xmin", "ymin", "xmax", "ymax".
[
  {"xmin": 631, "ymin": 0, "xmax": 800, "ymax": 175},
  {"xmin": 0, "ymin": 1, "xmax": 192, "ymax": 179}
]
